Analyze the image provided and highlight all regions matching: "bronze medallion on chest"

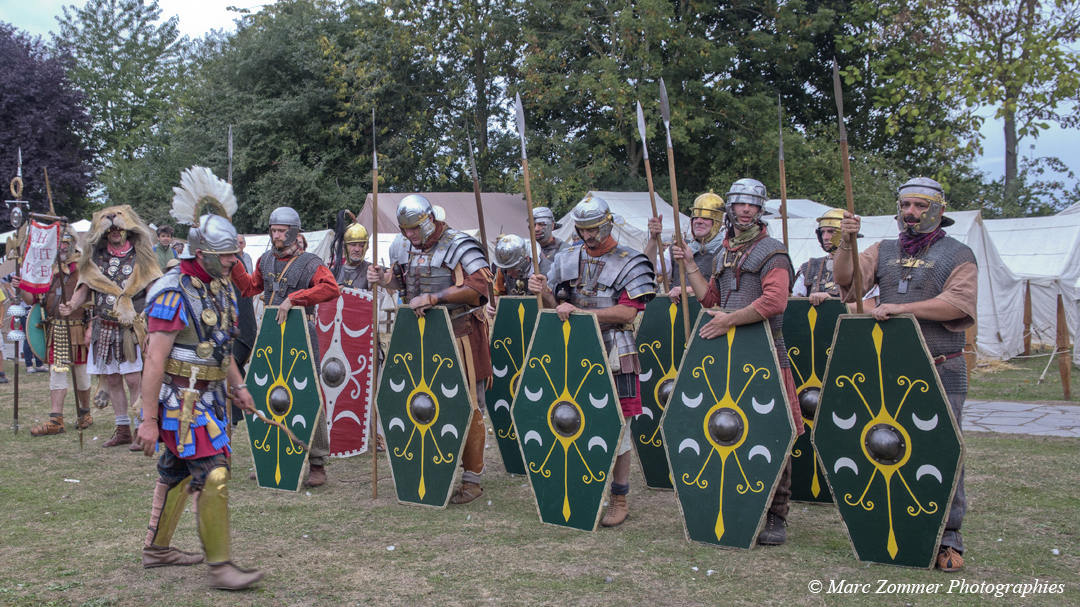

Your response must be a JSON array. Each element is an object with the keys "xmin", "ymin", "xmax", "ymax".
[
  {"xmin": 196, "ymin": 341, "xmax": 214, "ymax": 359},
  {"xmin": 209, "ymin": 280, "xmax": 222, "ymax": 296},
  {"xmin": 201, "ymin": 308, "xmax": 219, "ymax": 326}
]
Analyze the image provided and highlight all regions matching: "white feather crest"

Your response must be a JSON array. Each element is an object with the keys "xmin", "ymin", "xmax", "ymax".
[{"xmin": 170, "ymin": 166, "xmax": 237, "ymax": 225}]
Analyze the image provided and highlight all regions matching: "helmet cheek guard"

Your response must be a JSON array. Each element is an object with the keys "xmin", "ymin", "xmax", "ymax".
[
  {"xmin": 724, "ymin": 178, "xmax": 767, "ymax": 228},
  {"xmin": 896, "ymin": 177, "xmax": 952, "ymax": 235},
  {"xmin": 268, "ymin": 207, "xmax": 302, "ymax": 247},
  {"xmin": 570, "ymin": 196, "xmax": 614, "ymax": 244},
  {"xmin": 397, "ymin": 195, "xmax": 437, "ymax": 242}
]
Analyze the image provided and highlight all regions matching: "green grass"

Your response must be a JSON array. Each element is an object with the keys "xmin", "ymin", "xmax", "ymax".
[
  {"xmin": 0, "ymin": 370, "xmax": 1077, "ymax": 606},
  {"xmin": 969, "ymin": 347, "xmax": 1075, "ymax": 403}
]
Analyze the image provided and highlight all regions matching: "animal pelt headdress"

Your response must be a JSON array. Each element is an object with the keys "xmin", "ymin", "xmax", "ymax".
[{"xmin": 76, "ymin": 205, "xmax": 162, "ymax": 327}]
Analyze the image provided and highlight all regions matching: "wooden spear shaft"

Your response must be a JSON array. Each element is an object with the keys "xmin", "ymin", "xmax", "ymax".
[
  {"xmin": 833, "ymin": 60, "xmax": 864, "ymax": 313},
  {"xmin": 777, "ymin": 96, "xmax": 789, "ymax": 249},
  {"xmin": 370, "ymin": 108, "xmax": 380, "ymax": 499},
  {"xmin": 521, "ymin": 158, "xmax": 543, "ymax": 308},
  {"xmin": 644, "ymin": 157, "xmax": 669, "ymax": 292},
  {"xmin": 659, "ymin": 80, "xmax": 691, "ymax": 342}
]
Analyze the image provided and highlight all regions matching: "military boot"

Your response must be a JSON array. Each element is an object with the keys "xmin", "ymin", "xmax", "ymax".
[
  {"xmin": 600, "ymin": 493, "xmax": 629, "ymax": 527},
  {"xmin": 757, "ymin": 512, "xmax": 787, "ymax": 545},
  {"xmin": 143, "ymin": 478, "xmax": 204, "ymax": 568},
  {"xmin": 102, "ymin": 424, "xmax": 132, "ymax": 447}
]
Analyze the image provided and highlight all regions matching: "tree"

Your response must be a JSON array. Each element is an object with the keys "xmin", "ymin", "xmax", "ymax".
[
  {"xmin": 950, "ymin": 0, "xmax": 1080, "ymax": 189},
  {"xmin": 0, "ymin": 23, "xmax": 94, "ymax": 219},
  {"xmin": 54, "ymin": 0, "xmax": 186, "ymax": 202}
]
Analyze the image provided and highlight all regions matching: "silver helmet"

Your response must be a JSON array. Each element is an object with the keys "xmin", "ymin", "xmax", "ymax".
[
  {"xmin": 396, "ymin": 194, "xmax": 436, "ymax": 241},
  {"xmin": 725, "ymin": 178, "xmax": 768, "ymax": 227},
  {"xmin": 571, "ymin": 195, "xmax": 614, "ymax": 242},
  {"xmin": 896, "ymin": 177, "xmax": 953, "ymax": 234},
  {"xmin": 493, "ymin": 234, "xmax": 531, "ymax": 272},
  {"xmin": 185, "ymin": 214, "xmax": 240, "ymax": 278},
  {"xmin": 533, "ymin": 206, "xmax": 560, "ymax": 242},
  {"xmin": 268, "ymin": 206, "xmax": 301, "ymax": 246}
]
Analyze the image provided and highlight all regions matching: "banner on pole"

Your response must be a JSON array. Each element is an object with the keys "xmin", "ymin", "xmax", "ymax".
[{"xmin": 19, "ymin": 221, "xmax": 58, "ymax": 294}]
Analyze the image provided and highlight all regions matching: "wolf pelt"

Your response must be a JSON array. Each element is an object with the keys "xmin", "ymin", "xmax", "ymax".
[{"xmin": 76, "ymin": 205, "xmax": 162, "ymax": 327}]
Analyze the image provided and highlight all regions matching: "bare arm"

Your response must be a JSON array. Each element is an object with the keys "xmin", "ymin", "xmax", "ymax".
[
  {"xmin": 671, "ymin": 244, "xmax": 711, "ymax": 297},
  {"xmin": 593, "ymin": 303, "xmax": 639, "ymax": 325},
  {"xmin": 58, "ymin": 284, "xmax": 90, "ymax": 316}
]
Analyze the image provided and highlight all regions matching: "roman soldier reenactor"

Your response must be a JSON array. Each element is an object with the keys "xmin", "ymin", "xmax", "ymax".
[
  {"xmin": 834, "ymin": 177, "xmax": 977, "ymax": 572},
  {"xmin": 646, "ymin": 191, "xmax": 726, "ymax": 297},
  {"xmin": 528, "ymin": 195, "xmax": 656, "ymax": 527},
  {"xmin": 673, "ymin": 178, "xmax": 802, "ymax": 546},
  {"xmin": 230, "ymin": 206, "xmax": 341, "ymax": 487},
  {"xmin": 533, "ymin": 206, "xmax": 569, "ymax": 275},
  {"xmin": 137, "ymin": 166, "xmax": 263, "ymax": 589}
]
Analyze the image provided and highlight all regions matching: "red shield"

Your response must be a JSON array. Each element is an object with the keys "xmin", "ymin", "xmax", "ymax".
[{"xmin": 316, "ymin": 287, "xmax": 375, "ymax": 457}]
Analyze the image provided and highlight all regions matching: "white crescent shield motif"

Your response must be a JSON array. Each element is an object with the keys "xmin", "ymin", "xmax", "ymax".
[
  {"xmin": 493, "ymin": 399, "xmax": 510, "ymax": 412},
  {"xmin": 589, "ymin": 393, "xmax": 609, "ymax": 409},
  {"xmin": 587, "ymin": 436, "xmax": 608, "ymax": 452},
  {"xmin": 911, "ymin": 413, "xmax": 939, "ymax": 431},
  {"xmin": 678, "ymin": 438, "xmax": 700, "ymax": 455},
  {"xmin": 916, "ymin": 464, "xmax": 943, "ymax": 483},
  {"xmin": 493, "ymin": 365, "xmax": 508, "ymax": 378},
  {"xmin": 833, "ymin": 457, "xmax": 859, "ymax": 475},
  {"xmin": 524, "ymin": 386, "xmax": 543, "ymax": 402},
  {"xmin": 752, "ymin": 397, "xmax": 774, "ymax": 414},
  {"xmin": 638, "ymin": 368, "xmax": 653, "ymax": 382},
  {"xmin": 681, "ymin": 393, "xmax": 703, "ymax": 408},
  {"xmin": 524, "ymin": 430, "xmax": 543, "ymax": 446},
  {"xmin": 440, "ymin": 383, "xmax": 459, "ymax": 398},
  {"xmin": 832, "ymin": 411, "xmax": 857, "ymax": 430},
  {"xmin": 389, "ymin": 378, "xmax": 406, "ymax": 393},
  {"xmin": 748, "ymin": 445, "xmax": 771, "ymax": 463},
  {"xmin": 290, "ymin": 414, "xmax": 307, "ymax": 428},
  {"xmin": 254, "ymin": 373, "xmax": 268, "ymax": 386},
  {"xmin": 388, "ymin": 417, "xmax": 405, "ymax": 432},
  {"xmin": 440, "ymin": 424, "xmax": 458, "ymax": 439}
]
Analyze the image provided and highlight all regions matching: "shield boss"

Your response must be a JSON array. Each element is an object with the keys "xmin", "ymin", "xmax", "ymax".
[
  {"xmin": 409, "ymin": 392, "xmax": 437, "ymax": 424},
  {"xmin": 322, "ymin": 357, "xmax": 346, "ymax": 388},
  {"xmin": 551, "ymin": 402, "xmax": 582, "ymax": 437},
  {"xmin": 657, "ymin": 378, "xmax": 675, "ymax": 407},
  {"xmin": 708, "ymin": 408, "xmax": 743, "ymax": 446},
  {"xmin": 268, "ymin": 385, "xmax": 291, "ymax": 417},
  {"xmin": 798, "ymin": 387, "xmax": 820, "ymax": 420},
  {"xmin": 865, "ymin": 424, "xmax": 906, "ymax": 465}
]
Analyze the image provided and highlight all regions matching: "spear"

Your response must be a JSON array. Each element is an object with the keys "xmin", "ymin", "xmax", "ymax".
[
  {"xmin": 658, "ymin": 79, "xmax": 691, "ymax": 342},
  {"xmin": 227, "ymin": 126, "xmax": 233, "ymax": 184},
  {"xmin": 465, "ymin": 125, "xmax": 496, "ymax": 303},
  {"xmin": 777, "ymin": 95, "xmax": 789, "ymax": 248},
  {"xmin": 370, "ymin": 107, "xmax": 380, "ymax": 498},
  {"xmin": 832, "ymin": 59, "xmax": 864, "ymax": 313},
  {"xmin": 514, "ymin": 93, "xmax": 543, "ymax": 307},
  {"xmin": 636, "ymin": 101, "xmax": 670, "ymax": 293},
  {"xmin": 8, "ymin": 149, "xmax": 22, "ymax": 435}
]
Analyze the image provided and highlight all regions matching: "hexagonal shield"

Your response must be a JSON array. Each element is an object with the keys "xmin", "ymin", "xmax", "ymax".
[
  {"xmin": 316, "ymin": 287, "xmax": 374, "ymax": 458},
  {"xmin": 633, "ymin": 296, "xmax": 701, "ymax": 489},
  {"xmin": 376, "ymin": 306, "xmax": 474, "ymax": 508},
  {"xmin": 512, "ymin": 311, "xmax": 624, "ymax": 531},
  {"xmin": 661, "ymin": 314, "xmax": 795, "ymax": 549},
  {"xmin": 814, "ymin": 314, "xmax": 963, "ymax": 569},
  {"xmin": 485, "ymin": 296, "xmax": 538, "ymax": 475},
  {"xmin": 782, "ymin": 298, "xmax": 846, "ymax": 504},
  {"xmin": 245, "ymin": 307, "xmax": 324, "ymax": 492}
]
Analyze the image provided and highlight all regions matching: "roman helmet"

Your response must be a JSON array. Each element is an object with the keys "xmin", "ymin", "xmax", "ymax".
[
  {"xmin": 344, "ymin": 223, "xmax": 370, "ymax": 261},
  {"xmin": 896, "ymin": 177, "xmax": 953, "ymax": 234},
  {"xmin": 268, "ymin": 206, "xmax": 301, "ymax": 247},
  {"xmin": 185, "ymin": 215, "xmax": 240, "ymax": 278},
  {"xmin": 492, "ymin": 234, "xmax": 531, "ymax": 274},
  {"xmin": 58, "ymin": 225, "xmax": 80, "ymax": 263},
  {"xmin": 724, "ymin": 178, "xmax": 768, "ymax": 228},
  {"xmin": 816, "ymin": 208, "xmax": 845, "ymax": 253},
  {"xmin": 690, "ymin": 191, "xmax": 725, "ymax": 243},
  {"xmin": 396, "ymin": 194, "xmax": 436, "ymax": 241},
  {"xmin": 533, "ymin": 206, "xmax": 560, "ymax": 242},
  {"xmin": 571, "ymin": 196, "xmax": 615, "ymax": 243}
]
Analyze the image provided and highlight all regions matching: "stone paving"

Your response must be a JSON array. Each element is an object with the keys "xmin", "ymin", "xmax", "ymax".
[{"xmin": 964, "ymin": 400, "xmax": 1080, "ymax": 438}]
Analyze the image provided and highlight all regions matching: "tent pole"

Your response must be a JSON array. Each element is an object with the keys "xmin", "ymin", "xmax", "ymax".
[
  {"xmin": 1056, "ymin": 294, "xmax": 1071, "ymax": 401},
  {"xmin": 1023, "ymin": 281, "xmax": 1032, "ymax": 356}
]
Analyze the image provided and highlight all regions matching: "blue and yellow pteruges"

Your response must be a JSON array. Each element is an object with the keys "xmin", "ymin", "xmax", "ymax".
[
  {"xmin": 814, "ymin": 314, "xmax": 963, "ymax": 569},
  {"xmin": 511, "ymin": 310, "xmax": 624, "ymax": 531},
  {"xmin": 661, "ymin": 313, "xmax": 796, "ymax": 549},
  {"xmin": 245, "ymin": 306, "xmax": 324, "ymax": 492},
  {"xmin": 376, "ymin": 306, "xmax": 474, "ymax": 508}
]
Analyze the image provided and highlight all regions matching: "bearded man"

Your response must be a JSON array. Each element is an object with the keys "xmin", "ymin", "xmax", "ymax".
[
  {"xmin": 137, "ymin": 168, "xmax": 263, "ymax": 589},
  {"xmin": 366, "ymin": 195, "xmax": 493, "ymax": 504},
  {"xmin": 833, "ymin": 177, "xmax": 977, "ymax": 572},
  {"xmin": 672, "ymin": 178, "xmax": 801, "ymax": 546},
  {"xmin": 646, "ymin": 191, "xmax": 725, "ymax": 298},
  {"xmin": 230, "ymin": 207, "xmax": 340, "ymax": 487},
  {"xmin": 18, "ymin": 226, "xmax": 92, "ymax": 435},
  {"xmin": 528, "ymin": 196, "xmax": 656, "ymax": 527},
  {"xmin": 61, "ymin": 206, "xmax": 162, "ymax": 449},
  {"xmin": 533, "ymin": 207, "xmax": 569, "ymax": 275},
  {"xmin": 332, "ymin": 222, "xmax": 371, "ymax": 290}
]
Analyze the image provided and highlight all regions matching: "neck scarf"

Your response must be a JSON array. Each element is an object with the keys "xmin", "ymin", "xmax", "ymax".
[
  {"xmin": 728, "ymin": 223, "xmax": 763, "ymax": 249},
  {"xmin": 107, "ymin": 240, "xmax": 133, "ymax": 257},
  {"xmin": 585, "ymin": 235, "xmax": 618, "ymax": 257},
  {"xmin": 180, "ymin": 259, "xmax": 213, "ymax": 282},
  {"xmin": 899, "ymin": 228, "xmax": 945, "ymax": 257},
  {"xmin": 272, "ymin": 240, "xmax": 302, "ymax": 260}
]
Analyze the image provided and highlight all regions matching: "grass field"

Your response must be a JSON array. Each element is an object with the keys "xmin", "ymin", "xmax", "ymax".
[
  {"xmin": 968, "ymin": 347, "xmax": 1075, "ymax": 403},
  {"xmin": 0, "ymin": 369, "xmax": 1077, "ymax": 606}
]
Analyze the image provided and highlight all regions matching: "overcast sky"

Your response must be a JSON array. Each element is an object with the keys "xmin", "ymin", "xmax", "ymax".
[{"xmin": 3, "ymin": 0, "xmax": 1075, "ymax": 188}]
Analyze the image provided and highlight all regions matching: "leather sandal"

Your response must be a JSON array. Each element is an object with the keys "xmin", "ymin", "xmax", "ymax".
[{"xmin": 31, "ymin": 415, "xmax": 65, "ymax": 437}]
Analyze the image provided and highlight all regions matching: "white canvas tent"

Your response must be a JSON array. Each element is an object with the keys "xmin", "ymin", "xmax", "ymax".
[
  {"xmin": 783, "ymin": 210, "xmax": 1025, "ymax": 361},
  {"xmin": 763, "ymin": 198, "xmax": 834, "ymax": 220},
  {"xmin": 552, "ymin": 191, "xmax": 691, "ymax": 253},
  {"xmin": 983, "ymin": 214, "xmax": 1080, "ymax": 366},
  {"xmin": 242, "ymin": 229, "xmax": 334, "ymax": 265}
]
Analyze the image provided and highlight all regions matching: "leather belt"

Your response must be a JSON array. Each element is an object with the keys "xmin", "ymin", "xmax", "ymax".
[{"xmin": 933, "ymin": 351, "xmax": 964, "ymax": 365}]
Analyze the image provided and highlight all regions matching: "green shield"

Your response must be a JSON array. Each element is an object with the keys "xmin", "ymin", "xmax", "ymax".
[
  {"xmin": 661, "ymin": 313, "xmax": 796, "ymax": 549},
  {"xmin": 782, "ymin": 298, "xmax": 846, "ymax": 504},
  {"xmin": 485, "ymin": 296, "xmax": 538, "ymax": 475},
  {"xmin": 27, "ymin": 303, "xmax": 48, "ymax": 361},
  {"xmin": 376, "ymin": 306, "xmax": 474, "ymax": 508},
  {"xmin": 512, "ymin": 311, "xmax": 624, "ymax": 531},
  {"xmin": 814, "ymin": 314, "xmax": 963, "ymax": 569},
  {"xmin": 633, "ymin": 296, "xmax": 701, "ymax": 489},
  {"xmin": 244, "ymin": 307, "xmax": 324, "ymax": 492}
]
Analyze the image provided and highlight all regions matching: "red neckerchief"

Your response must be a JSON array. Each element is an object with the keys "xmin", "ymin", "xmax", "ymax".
[
  {"xmin": 180, "ymin": 259, "xmax": 213, "ymax": 283},
  {"xmin": 107, "ymin": 240, "xmax": 133, "ymax": 257},
  {"xmin": 585, "ymin": 235, "xmax": 618, "ymax": 257}
]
